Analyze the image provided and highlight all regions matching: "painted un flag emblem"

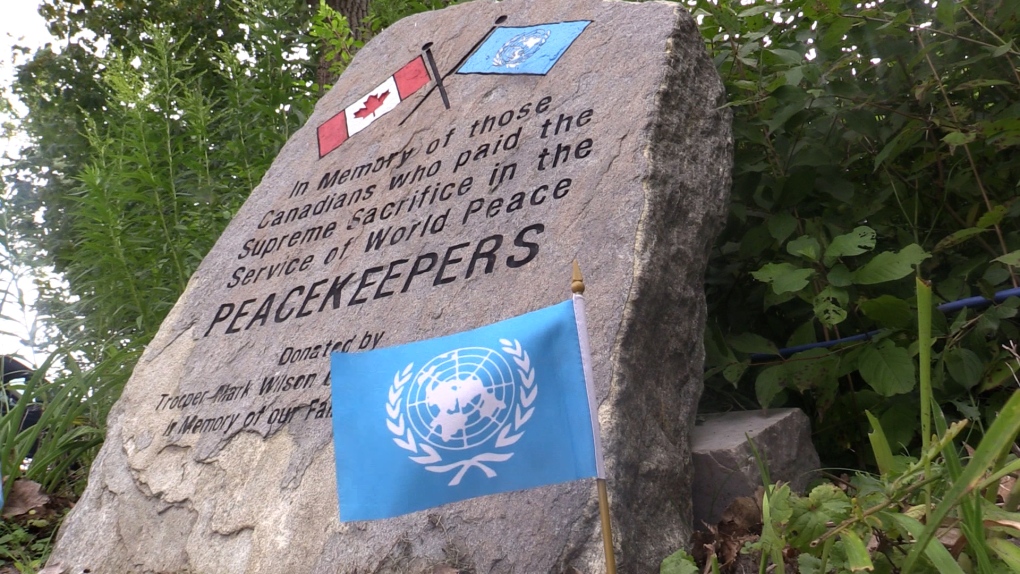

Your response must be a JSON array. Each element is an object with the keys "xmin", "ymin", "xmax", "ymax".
[
  {"xmin": 387, "ymin": 340, "xmax": 536, "ymax": 486},
  {"xmin": 492, "ymin": 29, "xmax": 550, "ymax": 69},
  {"xmin": 332, "ymin": 298, "xmax": 602, "ymax": 521}
]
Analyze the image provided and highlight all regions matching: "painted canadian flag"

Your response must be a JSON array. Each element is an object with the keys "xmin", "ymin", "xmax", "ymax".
[{"xmin": 317, "ymin": 56, "xmax": 431, "ymax": 158}]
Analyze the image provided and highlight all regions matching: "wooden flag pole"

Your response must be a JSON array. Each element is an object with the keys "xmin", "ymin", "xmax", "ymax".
[
  {"xmin": 597, "ymin": 479, "xmax": 618, "ymax": 574},
  {"xmin": 571, "ymin": 261, "xmax": 617, "ymax": 574}
]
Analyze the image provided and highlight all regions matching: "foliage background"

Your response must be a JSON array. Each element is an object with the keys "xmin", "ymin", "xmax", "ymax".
[
  {"xmin": 1, "ymin": 0, "xmax": 463, "ymax": 544},
  {"xmin": 1, "ymin": 0, "xmax": 1019, "ymax": 570},
  {"xmin": 697, "ymin": 0, "xmax": 1020, "ymax": 470}
]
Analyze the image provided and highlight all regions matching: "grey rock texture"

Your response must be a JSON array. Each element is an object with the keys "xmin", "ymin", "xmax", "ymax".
[
  {"xmin": 692, "ymin": 409, "xmax": 821, "ymax": 528},
  {"xmin": 47, "ymin": 0, "xmax": 731, "ymax": 572}
]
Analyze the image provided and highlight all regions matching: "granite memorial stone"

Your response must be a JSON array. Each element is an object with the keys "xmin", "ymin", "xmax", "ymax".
[{"xmin": 47, "ymin": 0, "xmax": 731, "ymax": 571}]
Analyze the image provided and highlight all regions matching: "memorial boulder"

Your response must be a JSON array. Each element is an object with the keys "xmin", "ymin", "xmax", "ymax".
[{"xmin": 48, "ymin": 0, "xmax": 731, "ymax": 572}]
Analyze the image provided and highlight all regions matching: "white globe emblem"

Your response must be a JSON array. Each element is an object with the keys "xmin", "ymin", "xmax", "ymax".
[
  {"xmin": 492, "ymin": 29, "xmax": 550, "ymax": 69},
  {"xmin": 387, "ymin": 339, "xmax": 537, "ymax": 485},
  {"xmin": 406, "ymin": 348, "xmax": 515, "ymax": 450}
]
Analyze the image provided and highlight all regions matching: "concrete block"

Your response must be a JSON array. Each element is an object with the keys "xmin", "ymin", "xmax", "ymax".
[{"xmin": 692, "ymin": 408, "xmax": 820, "ymax": 527}]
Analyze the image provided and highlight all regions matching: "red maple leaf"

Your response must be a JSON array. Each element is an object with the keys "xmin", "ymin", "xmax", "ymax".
[{"xmin": 353, "ymin": 90, "xmax": 390, "ymax": 119}]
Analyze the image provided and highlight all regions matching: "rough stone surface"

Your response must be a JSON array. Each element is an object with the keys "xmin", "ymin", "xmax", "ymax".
[
  {"xmin": 47, "ymin": 1, "xmax": 731, "ymax": 572},
  {"xmin": 692, "ymin": 409, "xmax": 820, "ymax": 528}
]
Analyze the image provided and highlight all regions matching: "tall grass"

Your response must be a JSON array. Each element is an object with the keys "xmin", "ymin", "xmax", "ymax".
[{"xmin": 2, "ymin": 0, "xmax": 317, "ymax": 500}]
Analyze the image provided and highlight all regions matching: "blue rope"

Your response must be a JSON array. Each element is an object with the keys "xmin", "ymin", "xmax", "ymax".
[{"xmin": 748, "ymin": 286, "xmax": 1020, "ymax": 362}]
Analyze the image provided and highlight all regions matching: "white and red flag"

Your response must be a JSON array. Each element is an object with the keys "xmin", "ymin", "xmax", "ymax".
[{"xmin": 317, "ymin": 56, "xmax": 431, "ymax": 158}]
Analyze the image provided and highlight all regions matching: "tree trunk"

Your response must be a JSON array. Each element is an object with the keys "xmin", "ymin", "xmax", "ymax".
[
  {"xmin": 330, "ymin": 0, "xmax": 369, "ymax": 39},
  {"xmin": 312, "ymin": 0, "xmax": 370, "ymax": 89}
]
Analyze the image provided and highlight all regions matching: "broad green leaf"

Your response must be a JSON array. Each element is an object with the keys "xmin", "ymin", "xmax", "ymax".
[
  {"xmin": 989, "ymin": 538, "xmax": 1020, "ymax": 570},
  {"xmin": 764, "ymin": 288, "xmax": 798, "ymax": 309},
  {"xmin": 874, "ymin": 123, "xmax": 923, "ymax": 170},
  {"xmin": 934, "ymin": 227, "xmax": 989, "ymax": 252},
  {"xmin": 820, "ymin": 178, "xmax": 855, "ymax": 202},
  {"xmin": 729, "ymin": 332, "xmax": 780, "ymax": 356},
  {"xmin": 741, "ymin": 224, "xmax": 776, "ymax": 258},
  {"xmin": 859, "ymin": 295, "xmax": 913, "ymax": 330},
  {"xmin": 880, "ymin": 403, "xmax": 919, "ymax": 453},
  {"xmin": 944, "ymin": 347, "xmax": 984, "ymax": 389},
  {"xmin": 852, "ymin": 244, "xmax": 930, "ymax": 285},
  {"xmin": 840, "ymin": 529, "xmax": 874, "ymax": 572},
  {"xmin": 785, "ymin": 349, "xmax": 839, "ymax": 391},
  {"xmin": 798, "ymin": 554, "xmax": 823, "ymax": 574},
  {"xmin": 787, "ymin": 235, "xmax": 822, "ymax": 261},
  {"xmin": 903, "ymin": 392, "xmax": 1020, "ymax": 572},
  {"xmin": 756, "ymin": 365, "xmax": 786, "ymax": 408},
  {"xmin": 704, "ymin": 323, "xmax": 733, "ymax": 368},
  {"xmin": 943, "ymin": 130, "xmax": 977, "ymax": 149},
  {"xmin": 731, "ymin": 79, "xmax": 759, "ymax": 92},
  {"xmin": 951, "ymin": 399, "xmax": 981, "ymax": 421},
  {"xmin": 767, "ymin": 483, "xmax": 794, "ymax": 523},
  {"xmin": 983, "ymin": 264, "xmax": 1013, "ymax": 286},
  {"xmin": 977, "ymin": 205, "xmax": 1008, "ymax": 228},
  {"xmin": 994, "ymin": 250, "xmax": 1020, "ymax": 267},
  {"xmin": 982, "ymin": 118, "xmax": 1020, "ymax": 147},
  {"xmin": 788, "ymin": 484, "xmax": 851, "ymax": 547},
  {"xmin": 766, "ymin": 102, "xmax": 808, "ymax": 132},
  {"xmin": 660, "ymin": 548, "xmax": 700, "ymax": 574},
  {"xmin": 784, "ymin": 66, "xmax": 804, "ymax": 86},
  {"xmin": 992, "ymin": 41, "xmax": 1015, "ymax": 57},
  {"xmin": 979, "ymin": 360, "xmax": 1020, "ymax": 392},
  {"xmin": 949, "ymin": 308, "xmax": 972, "ymax": 336},
  {"xmin": 953, "ymin": 79, "xmax": 1011, "ymax": 91},
  {"xmin": 824, "ymin": 226, "xmax": 876, "ymax": 265},
  {"xmin": 827, "ymin": 264, "xmax": 853, "ymax": 287},
  {"xmin": 769, "ymin": 48, "xmax": 804, "ymax": 65},
  {"xmin": 866, "ymin": 411, "xmax": 896, "ymax": 476},
  {"xmin": 787, "ymin": 320, "xmax": 817, "ymax": 348},
  {"xmin": 858, "ymin": 341, "xmax": 916, "ymax": 396},
  {"xmin": 887, "ymin": 514, "xmax": 964, "ymax": 574},
  {"xmin": 768, "ymin": 213, "xmax": 798, "ymax": 243},
  {"xmin": 814, "ymin": 286, "xmax": 848, "ymax": 326},
  {"xmin": 820, "ymin": 16, "xmax": 854, "ymax": 49},
  {"xmin": 723, "ymin": 360, "xmax": 749, "ymax": 384},
  {"xmin": 737, "ymin": 5, "xmax": 772, "ymax": 18},
  {"xmin": 935, "ymin": 0, "xmax": 957, "ymax": 26},
  {"xmin": 752, "ymin": 262, "xmax": 815, "ymax": 294}
]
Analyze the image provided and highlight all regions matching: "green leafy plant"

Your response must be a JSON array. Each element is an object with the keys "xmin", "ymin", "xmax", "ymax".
[
  {"xmin": 698, "ymin": 0, "xmax": 1020, "ymax": 468},
  {"xmin": 310, "ymin": 0, "xmax": 361, "ymax": 81},
  {"xmin": 660, "ymin": 547, "xmax": 704, "ymax": 574},
  {"xmin": 311, "ymin": 0, "xmax": 459, "ymax": 85},
  {"xmin": 0, "ymin": 519, "xmax": 53, "ymax": 573},
  {"xmin": 1, "ymin": 0, "xmax": 321, "ymax": 567},
  {"xmin": 675, "ymin": 277, "xmax": 1020, "ymax": 573},
  {"xmin": 738, "ymin": 391, "xmax": 1020, "ymax": 573}
]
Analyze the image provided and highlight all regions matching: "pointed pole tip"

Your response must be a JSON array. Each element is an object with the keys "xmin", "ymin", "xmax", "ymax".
[{"xmin": 571, "ymin": 261, "xmax": 585, "ymax": 295}]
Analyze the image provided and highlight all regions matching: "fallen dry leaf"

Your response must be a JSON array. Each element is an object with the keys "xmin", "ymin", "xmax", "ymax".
[
  {"xmin": 937, "ymin": 527, "xmax": 963, "ymax": 548},
  {"xmin": 984, "ymin": 518, "xmax": 1020, "ymax": 534},
  {"xmin": 719, "ymin": 496, "xmax": 761, "ymax": 536},
  {"xmin": 1, "ymin": 479, "xmax": 50, "ymax": 518},
  {"xmin": 998, "ymin": 474, "xmax": 1016, "ymax": 504},
  {"xmin": 692, "ymin": 496, "xmax": 763, "ymax": 573},
  {"xmin": 36, "ymin": 563, "xmax": 67, "ymax": 574}
]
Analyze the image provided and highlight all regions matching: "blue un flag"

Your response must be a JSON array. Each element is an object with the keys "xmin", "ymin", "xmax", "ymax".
[
  {"xmin": 457, "ymin": 21, "xmax": 591, "ymax": 76},
  {"xmin": 331, "ymin": 296, "xmax": 604, "ymax": 522}
]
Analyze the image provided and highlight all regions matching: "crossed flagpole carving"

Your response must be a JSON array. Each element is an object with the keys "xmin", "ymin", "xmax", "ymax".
[{"xmin": 385, "ymin": 339, "xmax": 536, "ymax": 486}]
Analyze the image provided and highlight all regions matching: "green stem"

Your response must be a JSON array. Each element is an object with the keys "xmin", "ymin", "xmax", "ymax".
[{"xmin": 917, "ymin": 277, "xmax": 933, "ymax": 521}]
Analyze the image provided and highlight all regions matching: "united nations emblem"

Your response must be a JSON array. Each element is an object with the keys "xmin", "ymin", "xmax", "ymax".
[
  {"xmin": 387, "ymin": 339, "xmax": 537, "ymax": 485},
  {"xmin": 492, "ymin": 29, "xmax": 551, "ymax": 69}
]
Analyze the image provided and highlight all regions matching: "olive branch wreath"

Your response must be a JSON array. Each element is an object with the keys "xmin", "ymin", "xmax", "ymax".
[{"xmin": 386, "ymin": 340, "xmax": 537, "ymax": 486}]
